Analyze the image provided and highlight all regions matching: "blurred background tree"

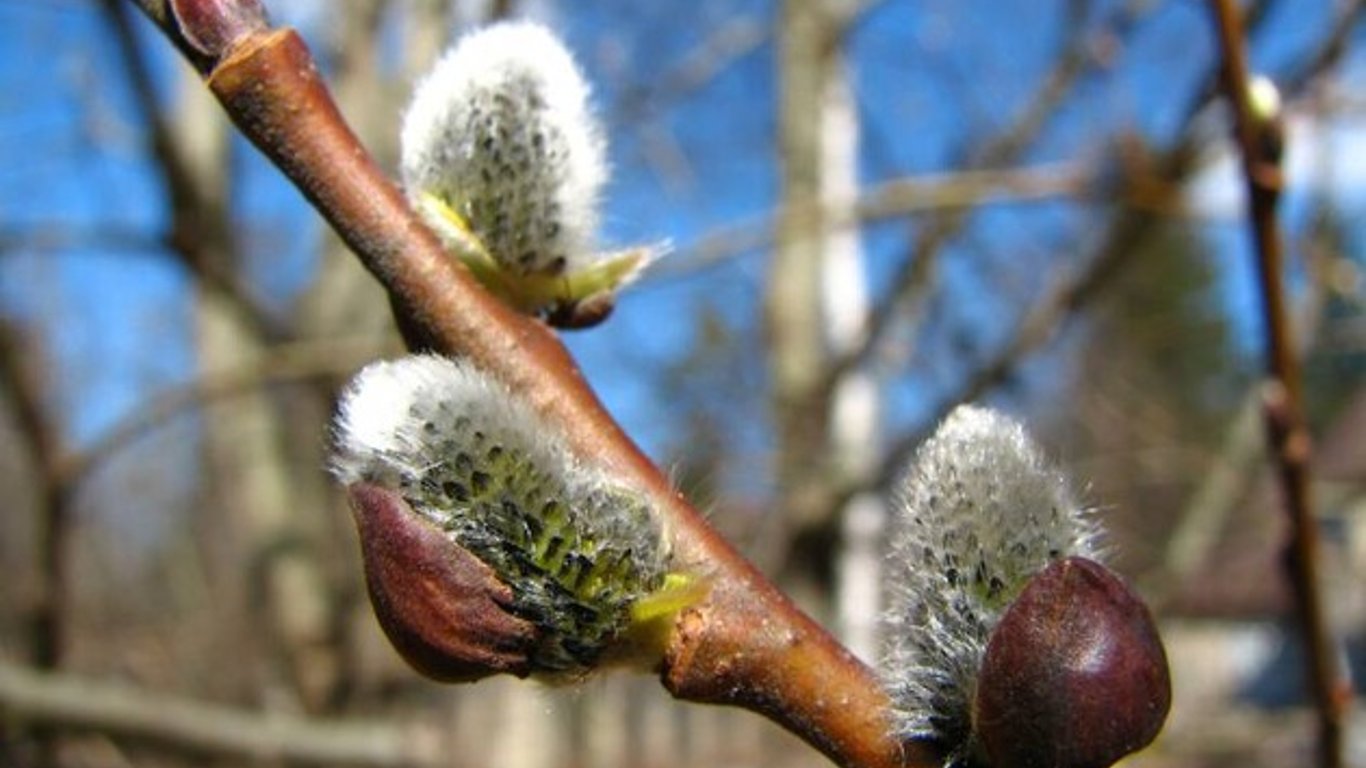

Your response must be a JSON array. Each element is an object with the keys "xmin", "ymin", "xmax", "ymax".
[{"xmin": 1, "ymin": 0, "xmax": 1365, "ymax": 766}]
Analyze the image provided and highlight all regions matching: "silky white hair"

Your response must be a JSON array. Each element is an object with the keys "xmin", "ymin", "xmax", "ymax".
[
  {"xmin": 331, "ymin": 354, "xmax": 562, "ymax": 492},
  {"xmin": 331, "ymin": 354, "xmax": 670, "ymax": 673},
  {"xmin": 400, "ymin": 21, "xmax": 606, "ymax": 276},
  {"xmin": 881, "ymin": 405, "xmax": 1098, "ymax": 765}
]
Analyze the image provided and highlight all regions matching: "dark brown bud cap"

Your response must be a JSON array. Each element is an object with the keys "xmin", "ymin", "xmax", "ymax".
[
  {"xmin": 348, "ymin": 483, "xmax": 536, "ymax": 682},
  {"xmin": 169, "ymin": 0, "xmax": 268, "ymax": 59},
  {"xmin": 974, "ymin": 556, "xmax": 1171, "ymax": 768},
  {"xmin": 545, "ymin": 291, "xmax": 616, "ymax": 330}
]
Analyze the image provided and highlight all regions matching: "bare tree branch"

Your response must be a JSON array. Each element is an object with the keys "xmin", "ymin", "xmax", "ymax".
[
  {"xmin": 654, "ymin": 162, "xmax": 1090, "ymax": 282},
  {"xmin": 56, "ymin": 335, "xmax": 394, "ymax": 488},
  {"xmin": 102, "ymin": 0, "xmax": 289, "ymax": 344},
  {"xmin": 824, "ymin": 0, "xmax": 1153, "ymax": 394},
  {"xmin": 0, "ymin": 660, "xmax": 441, "ymax": 767},
  {"xmin": 0, "ymin": 225, "xmax": 165, "ymax": 255},
  {"xmin": 872, "ymin": 225, "xmax": 1139, "ymax": 493},
  {"xmin": 612, "ymin": 16, "xmax": 768, "ymax": 125},
  {"xmin": 859, "ymin": 0, "xmax": 1355, "ymax": 507}
]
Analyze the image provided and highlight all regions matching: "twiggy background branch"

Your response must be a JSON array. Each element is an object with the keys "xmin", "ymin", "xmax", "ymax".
[
  {"xmin": 843, "ymin": 0, "xmax": 1357, "ymax": 511},
  {"xmin": 102, "ymin": 0, "xmax": 288, "ymax": 344},
  {"xmin": 871, "ymin": 229, "xmax": 1137, "ymax": 492},
  {"xmin": 57, "ymin": 336, "xmax": 394, "ymax": 488},
  {"xmin": 655, "ymin": 163, "xmax": 1090, "ymax": 282},
  {"xmin": 1208, "ymin": 2, "xmax": 1350, "ymax": 767},
  {"xmin": 0, "ymin": 661, "xmax": 440, "ymax": 767},
  {"xmin": 124, "ymin": 3, "xmax": 933, "ymax": 767}
]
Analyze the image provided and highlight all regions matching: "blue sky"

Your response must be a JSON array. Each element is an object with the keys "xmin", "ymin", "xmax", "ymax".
[{"xmin": 2, "ymin": 0, "xmax": 1363, "ymax": 480}]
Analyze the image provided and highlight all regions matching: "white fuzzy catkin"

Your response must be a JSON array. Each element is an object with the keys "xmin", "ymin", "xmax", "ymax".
[
  {"xmin": 332, "ymin": 354, "xmax": 549, "ymax": 489},
  {"xmin": 332, "ymin": 354, "xmax": 667, "ymax": 673},
  {"xmin": 882, "ymin": 406, "xmax": 1098, "ymax": 765},
  {"xmin": 400, "ymin": 21, "xmax": 606, "ymax": 276}
]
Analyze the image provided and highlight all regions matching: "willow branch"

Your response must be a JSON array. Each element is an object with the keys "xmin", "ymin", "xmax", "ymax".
[
  {"xmin": 1209, "ymin": 3, "xmax": 1348, "ymax": 767},
  {"xmin": 123, "ymin": 4, "xmax": 927, "ymax": 767},
  {"xmin": 0, "ymin": 661, "xmax": 439, "ymax": 767},
  {"xmin": 56, "ymin": 336, "xmax": 393, "ymax": 488}
]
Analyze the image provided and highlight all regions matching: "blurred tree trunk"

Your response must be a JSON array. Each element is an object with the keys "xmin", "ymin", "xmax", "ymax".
[
  {"xmin": 0, "ymin": 323, "xmax": 68, "ymax": 674},
  {"xmin": 174, "ymin": 66, "xmax": 339, "ymax": 713},
  {"xmin": 817, "ymin": 35, "xmax": 883, "ymax": 663},
  {"xmin": 767, "ymin": 0, "xmax": 833, "ymax": 570},
  {"xmin": 767, "ymin": 1, "xmax": 875, "ymax": 641}
]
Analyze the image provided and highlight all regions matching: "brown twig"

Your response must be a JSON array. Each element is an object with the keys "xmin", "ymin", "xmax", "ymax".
[
  {"xmin": 123, "ymin": 3, "xmax": 932, "ymax": 767},
  {"xmin": 1208, "ymin": 2, "xmax": 1349, "ymax": 767}
]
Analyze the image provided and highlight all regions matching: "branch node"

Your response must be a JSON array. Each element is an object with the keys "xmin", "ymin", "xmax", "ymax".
[{"xmin": 169, "ymin": 0, "xmax": 268, "ymax": 60}]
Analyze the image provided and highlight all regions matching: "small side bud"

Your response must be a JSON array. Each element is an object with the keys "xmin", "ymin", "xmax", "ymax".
[
  {"xmin": 400, "ymin": 22, "xmax": 658, "ymax": 328},
  {"xmin": 332, "ymin": 355, "xmax": 686, "ymax": 680},
  {"xmin": 1247, "ymin": 74, "xmax": 1285, "ymax": 166},
  {"xmin": 1247, "ymin": 74, "xmax": 1281, "ymax": 125},
  {"xmin": 974, "ymin": 557, "xmax": 1171, "ymax": 768}
]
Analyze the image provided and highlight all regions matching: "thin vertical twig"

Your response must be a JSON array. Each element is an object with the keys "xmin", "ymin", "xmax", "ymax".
[{"xmin": 1208, "ymin": 3, "xmax": 1349, "ymax": 766}]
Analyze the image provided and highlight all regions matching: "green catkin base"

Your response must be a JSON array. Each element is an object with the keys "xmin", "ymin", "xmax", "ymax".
[{"xmin": 398, "ymin": 406, "xmax": 666, "ymax": 674}]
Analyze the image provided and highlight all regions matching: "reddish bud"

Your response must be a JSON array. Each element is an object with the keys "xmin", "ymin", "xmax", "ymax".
[
  {"xmin": 545, "ymin": 291, "xmax": 616, "ymax": 330},
  {"xmin": 974, "ymin": 557, "xmax": 1170, "ymax": 768},
  {"xmin": 169, "ymin": 0, "xmax": 268, "ymax": 59},
  {"xmin": 347, "ymin": 483, "xmax": 535, "ymax": 682}
]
